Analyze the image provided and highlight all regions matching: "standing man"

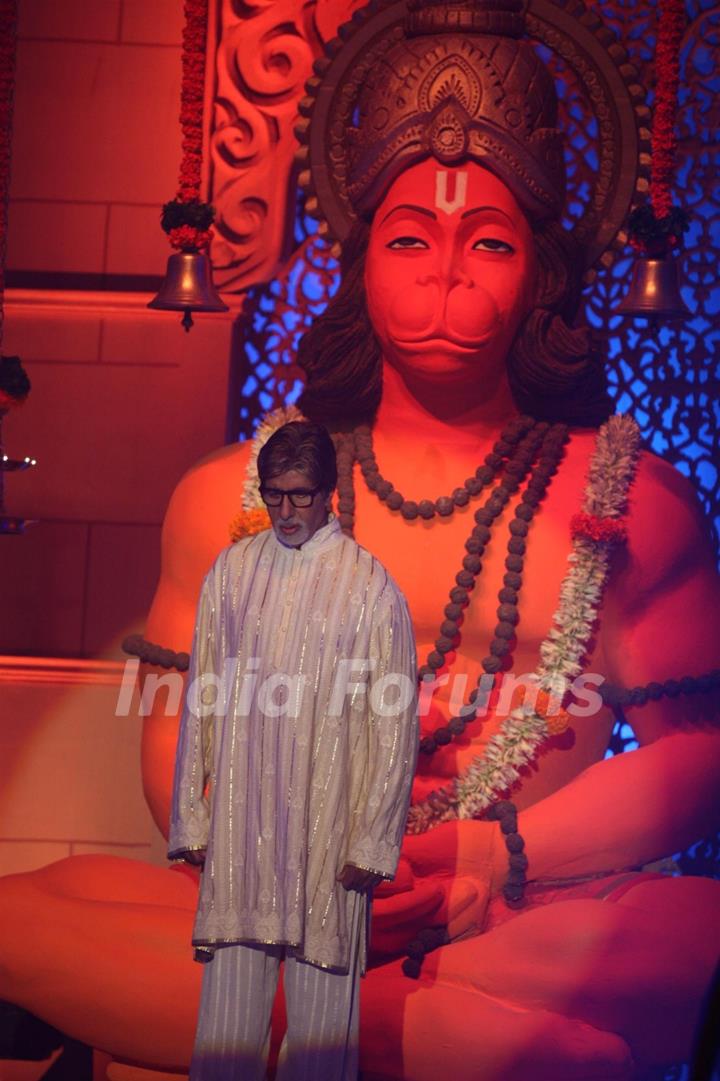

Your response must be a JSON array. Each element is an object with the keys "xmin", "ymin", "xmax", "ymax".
[{"xmin": 168, "ymin": 420, "xmax": 418, "ymax": 1081}]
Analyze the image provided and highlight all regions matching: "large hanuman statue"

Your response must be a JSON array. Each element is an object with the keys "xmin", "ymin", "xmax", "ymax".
[{"xmin": 0, "ymin": 1, "xmax": 718, "ymax": 1078}]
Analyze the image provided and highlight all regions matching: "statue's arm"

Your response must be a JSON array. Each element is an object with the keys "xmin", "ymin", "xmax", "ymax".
[
  {"xmin": 141, "ymin": 442, "xmax": 251, "ymax": 836},
  {"xmin": 518, "ymin": 451, "xmax": 720, "ymax": 880}
]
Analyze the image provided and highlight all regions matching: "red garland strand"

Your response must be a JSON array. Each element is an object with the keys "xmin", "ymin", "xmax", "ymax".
[
  {"xmin": 177, "ymin": 0, "xmax": 209, "ymax": 204},
  {"xmin": 651, "ymin": 0, "xmax": 686, "ymax": 220},
  {"xmin": 570, "ymin": 512, "xmax": 628, "ymax": 545},
  {"xmin": 168, "ymin": 224, "xmax": 212, "ymax": 252},
  {"xmin": 0, "ymin": 0, "xmax": 19, "ymax": 348}
]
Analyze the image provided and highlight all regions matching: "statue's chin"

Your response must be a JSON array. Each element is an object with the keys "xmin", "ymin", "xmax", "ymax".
[{"xmin": 384, "ymin": 338, "xmax": 503, "ymax": 383}]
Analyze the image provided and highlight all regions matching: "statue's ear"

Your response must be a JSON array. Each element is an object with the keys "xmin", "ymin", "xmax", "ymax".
[{"xmin": 532, "ymin": 221, "xmax": 585, "ymax": 320}]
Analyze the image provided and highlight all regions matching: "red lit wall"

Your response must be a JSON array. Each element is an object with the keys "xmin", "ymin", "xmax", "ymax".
[{"xmin": 1, "ymin": 0, "xmax": 239, "ymax": 660}]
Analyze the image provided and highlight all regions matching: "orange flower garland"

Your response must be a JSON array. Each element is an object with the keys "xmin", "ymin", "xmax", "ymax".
[
  {"xmin": 229, "ymin": 507, "xmax": 271, "ymax": 542},
  {"xmin": 158, "ymin": 0, "xmax": 216, "ymax": 253}
]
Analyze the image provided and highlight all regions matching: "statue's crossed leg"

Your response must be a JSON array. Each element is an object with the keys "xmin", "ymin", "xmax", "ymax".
[{"xmin": 0, "ymin": 860, "xmax": 718, "ymax": 1078}]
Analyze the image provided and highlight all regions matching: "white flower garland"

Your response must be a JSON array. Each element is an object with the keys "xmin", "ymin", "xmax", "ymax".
[
  {"xmin": 241, "ymin": 404, "xmax": 305, "ymax": 510},
  {"xmin": 406, "ymin": 414, "xmax": 641, "ymax": 834}
]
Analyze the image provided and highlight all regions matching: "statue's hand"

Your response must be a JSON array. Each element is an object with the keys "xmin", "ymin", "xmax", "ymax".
[
  {"xmin": 369, "ymin": 824, "xmax": 498, "ymax": 959},
  {"xmin": 403, "ymin": 819, "xmax": 499, "ymax": 882}
]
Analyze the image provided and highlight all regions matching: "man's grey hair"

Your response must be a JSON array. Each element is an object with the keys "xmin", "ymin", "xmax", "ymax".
[{"xmin": 257, "ymin": 421, "xmax": 338, "ymax": 493}]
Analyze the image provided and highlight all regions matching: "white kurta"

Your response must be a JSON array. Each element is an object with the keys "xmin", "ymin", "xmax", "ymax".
[{"xmin": 168, "ymin": 516, "xmax": 418, "ymax": 973}]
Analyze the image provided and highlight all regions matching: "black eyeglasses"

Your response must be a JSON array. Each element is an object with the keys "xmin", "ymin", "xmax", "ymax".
[{"xmin": 260, "ymin": 486, "xmax": 322, "ymax": 508}]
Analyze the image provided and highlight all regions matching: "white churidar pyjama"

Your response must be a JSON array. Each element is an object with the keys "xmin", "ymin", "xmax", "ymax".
[{"xmin": 190, "ymin": 890, "xmax": 363, "ymax": 1081}]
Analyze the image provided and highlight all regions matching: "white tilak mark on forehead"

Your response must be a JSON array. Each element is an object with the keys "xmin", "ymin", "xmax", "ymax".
[{"xmin": 435, "ymin": 169, "xmax": 468, "ymax": 214}]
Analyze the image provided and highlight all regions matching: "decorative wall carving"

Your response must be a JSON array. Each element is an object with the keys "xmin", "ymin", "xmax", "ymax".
[{"xmin": 208, "ymin": 0, "xmax": 362, "ymax": 289}]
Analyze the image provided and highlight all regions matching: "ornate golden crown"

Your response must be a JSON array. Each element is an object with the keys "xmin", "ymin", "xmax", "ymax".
[
  {"xmin": 348, "ymin": 0, "xmax": 565, "ymax": 220},
  {"xmin": 296, "ymin": 0, "xmax": 651, "ymax": 275}
]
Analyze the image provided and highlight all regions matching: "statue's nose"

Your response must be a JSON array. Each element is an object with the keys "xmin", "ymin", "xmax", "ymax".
[{"xmin": 415, "ymin": 268, "xmax": 474, "ymax": 290}]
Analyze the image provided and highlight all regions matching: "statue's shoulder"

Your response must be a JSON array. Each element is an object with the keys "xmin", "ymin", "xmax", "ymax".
[
  {"xmin": 568, "ymin": 418, "xmax": 703, "ymax": 531},
  {"xmin": 159, "ymin": 441, "xmax": 253, "ymax": 592},
  {"xmin": 178, "ymin": 440, "xmax": 252, "ymax": 497},
  {"xmin": 167, "ymin": 440, "xmax": 252, "ymax": 533},
  {"xmin": 619, "ymin": 444, "xmax": 715, "ymax": 598},
  {"xmin": 630, "ymin": 447, "xmax": 708, "ymax": 537},
  {"xmin": 564, "ymin": 419, "xmax": 715, "ymax": 603}
]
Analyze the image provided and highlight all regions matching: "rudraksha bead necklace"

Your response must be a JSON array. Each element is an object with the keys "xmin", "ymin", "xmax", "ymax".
[
  {"xmin": 353, "ymin": 413, "xmax": 536, "ymax": 523},
  {"xmin": 332, "ymin": 419, "xmax": 570, "ymax": 754},
  {"xmin": 418, "ymin": 422, "xmax": 569, "ymax": 754}
]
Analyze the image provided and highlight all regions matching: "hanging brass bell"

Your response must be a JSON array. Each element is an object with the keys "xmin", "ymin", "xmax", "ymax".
[
  {"xmin": 148, "ymin": 251, "xmax": 229, "ymax": 331},
  {"xmin": 616, "ymin": 255, "xmax": 689, "ymax": 320}
]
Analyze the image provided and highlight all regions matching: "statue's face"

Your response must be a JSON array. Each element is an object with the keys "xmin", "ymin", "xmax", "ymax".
[{"xmin": 365, "ymin": 159, "xmax": 537, "ymax": 382}]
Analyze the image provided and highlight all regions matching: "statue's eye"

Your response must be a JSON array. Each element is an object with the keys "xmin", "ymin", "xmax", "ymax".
[
  {"xmin": 472, "ymin": 237, "xmax": 514, "ymax": 254},
  {"xmin": 386, "ymin": 236, "xmax": 429, "ymax": 249}
]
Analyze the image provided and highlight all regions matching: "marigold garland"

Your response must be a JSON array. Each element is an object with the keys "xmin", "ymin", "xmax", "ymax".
[
  {"xmin": 0, "ymin": 0, "xmax": 18, "ymax": 341},
  {"xmin": 168, "ymin": 224, "xmax": 213, "ymax": 252},
  {"xmin": 0, "ymin": 355, "xmax": 30, "ymax": 408},
  {"xmin": 158, "ymin": 0, "xmax": 217, "ymax": 252},
  {"xmin": 229, "ymin": 507, "xmax": 271, "ymax": 542},
  {"xmin": 570, "ymin": 512, "xmax": 628, "ymax": 545},
  {"xmin": 0, "ymin": 388, "xmax": 23, "ymax": 410},
  {"xmin": 651, "ymin": 0, "xmax": 686, "ymax": 222},
  {"xmin": 627, "ymin": 0, "xmax": 688, "ymax": 256},
  {"xmin": 178, "ymin": 0, "xmax": 208, "ymax": 203}
]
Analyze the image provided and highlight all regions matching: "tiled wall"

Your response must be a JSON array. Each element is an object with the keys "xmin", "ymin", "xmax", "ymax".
[
  {"xmin": 1, "ymin": 292, "xmax": 236, "ymax": 658},
  {"xmin": 8, "ymin": 0, "xmax": 184, "ymax": 286},
  {"xmin": 2, "ymin": 0, "xmax": 239, "ymax": 659}
]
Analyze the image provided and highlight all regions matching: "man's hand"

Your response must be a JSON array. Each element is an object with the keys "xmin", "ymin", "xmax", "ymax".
[
  {"xmin": 182, "ymin": 849, "xmax": 207, "ymax": 868},
  {"xmin": 337, "ymin": 863, "xmax": 385, "ymax": 892}
]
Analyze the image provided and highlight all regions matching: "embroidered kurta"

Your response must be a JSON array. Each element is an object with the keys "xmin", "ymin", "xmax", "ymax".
[{"xmin": 168, "ymin": 516, "xmax": 418, "ymax": 973}]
